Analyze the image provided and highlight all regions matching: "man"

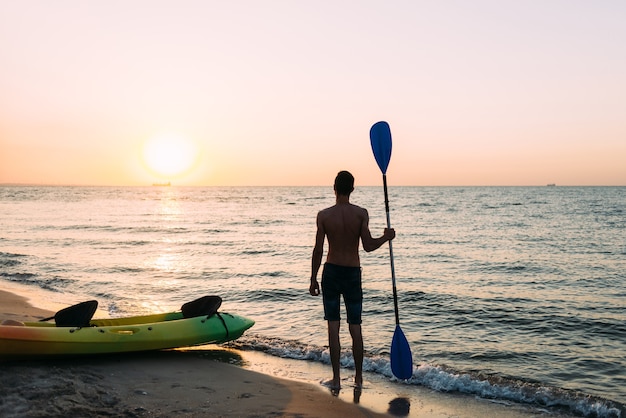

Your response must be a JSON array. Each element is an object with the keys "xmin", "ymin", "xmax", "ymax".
[{"xmin": 309, "ymin": 170, "xmax": 395, "ymax": 390}]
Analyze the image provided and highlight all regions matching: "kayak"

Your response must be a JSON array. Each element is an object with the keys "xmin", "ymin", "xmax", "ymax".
[{"xmin": 0, "ymin": 297, "xmax": 254, "ymax": 358}]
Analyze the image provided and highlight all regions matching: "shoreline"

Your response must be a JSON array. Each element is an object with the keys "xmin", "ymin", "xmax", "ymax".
[{"xmin": 1, "ymin": 289, "xmax": 561, "ymax": 417}]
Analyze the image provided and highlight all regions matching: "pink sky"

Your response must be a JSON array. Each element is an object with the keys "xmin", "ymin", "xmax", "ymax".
[{"xmin": 1, "ymin": 1, "xmax": 625, "ymax": 186}]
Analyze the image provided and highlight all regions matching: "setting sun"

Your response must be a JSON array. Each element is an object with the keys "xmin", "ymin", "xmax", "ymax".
[{"xmin": 142, "ymin": 134, "xmax": 198, "ymax": 179}]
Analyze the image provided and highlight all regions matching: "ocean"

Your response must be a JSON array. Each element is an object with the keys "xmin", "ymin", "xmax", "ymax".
[{"xmin": 1, "ymin": 185, "xmax": 624, "ymax": 417}]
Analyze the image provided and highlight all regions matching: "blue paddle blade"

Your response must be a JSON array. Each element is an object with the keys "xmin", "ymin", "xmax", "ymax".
[
  {"xmin": 390, "ymin": 324, "xmax": 413, "ymax": 380},
  {"xmin": 370, "ymin": 121, "xmax": 392, "ymax": 174}
]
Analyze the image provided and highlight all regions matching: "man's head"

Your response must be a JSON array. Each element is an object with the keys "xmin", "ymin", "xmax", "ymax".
[{"xmin": 334, "ymin": 170, "xmax": 354, "ymax": 196}]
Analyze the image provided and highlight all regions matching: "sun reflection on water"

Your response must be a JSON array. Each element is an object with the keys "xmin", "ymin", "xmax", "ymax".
[
  {"xmin": 152, "ymin": 252, "xmax": 177, "ymax": 272},
  {"xmin": 143, "ymin": 189, "xmax": 189, "ymax": 294}
]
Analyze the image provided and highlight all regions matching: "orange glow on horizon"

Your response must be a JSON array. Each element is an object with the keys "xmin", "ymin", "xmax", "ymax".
[{"xmin": 0, "ymin": 3, "xmax": 624, "ymax": 186}]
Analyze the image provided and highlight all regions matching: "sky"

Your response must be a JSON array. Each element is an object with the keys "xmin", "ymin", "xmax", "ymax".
[{"xmin": 1, "ymin": 0, "xmax": 625, "ymax": 186}]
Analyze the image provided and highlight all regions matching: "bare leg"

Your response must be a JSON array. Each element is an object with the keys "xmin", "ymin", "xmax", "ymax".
[
  {"xmin": 349, "ymin": 323, "xmax": 363, "ymax": 387},
  {"xmin": 327, "ymin": 320, "xmax": 341, "ymax": 389}
]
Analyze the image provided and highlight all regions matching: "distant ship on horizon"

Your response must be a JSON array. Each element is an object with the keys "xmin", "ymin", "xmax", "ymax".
[
  {"xmin": 547, "ymin": 183, "xmax": 556, "ymax": 187},
  {"xmin": 152, "ymin": 182, "xmax": 171, "ymax": 187}
]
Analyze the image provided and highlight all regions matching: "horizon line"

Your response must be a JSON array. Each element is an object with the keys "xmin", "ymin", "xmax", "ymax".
[{"xmin": 1, "ymin": 183, "xmax": 624, "ymax": 188}]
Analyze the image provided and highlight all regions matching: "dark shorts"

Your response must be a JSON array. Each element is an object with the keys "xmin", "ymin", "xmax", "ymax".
[{"xmin": 321, "ymin": 262, "xmax": 363, "ymax": 325}]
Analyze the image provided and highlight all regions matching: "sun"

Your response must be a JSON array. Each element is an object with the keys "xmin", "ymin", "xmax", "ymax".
[{"xmin": 142, "ymin": 134, "xmax": 198, "ymax": 178}]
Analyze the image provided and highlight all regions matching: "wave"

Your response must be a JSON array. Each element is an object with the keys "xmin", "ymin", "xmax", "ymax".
[
  {"xmin": 36, "ymin": 224, "xmax": 192, "ymax": 235},
  {"xmin": 0, "ymin": 271, "xmax": 72, "ymax": 292},
  {"xmin": 227, "ymin": 334, "xmax": 625, "ymax": 418},
  {"xmin": 0, "ymin": 252, "xmax": 27, "ymax": 267}
]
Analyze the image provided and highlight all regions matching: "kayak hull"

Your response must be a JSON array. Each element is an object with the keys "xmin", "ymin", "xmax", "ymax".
[{"xmin": 0, "ymin": 311, "xmax": 254, "ymax": 358}]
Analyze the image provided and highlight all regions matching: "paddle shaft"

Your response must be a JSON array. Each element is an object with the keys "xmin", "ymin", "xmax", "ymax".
[{"xmin": 382, "ymin": 173, "xmax": 400, "ymax": 326}]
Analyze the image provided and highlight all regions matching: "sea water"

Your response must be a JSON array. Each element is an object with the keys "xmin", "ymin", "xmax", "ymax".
[{"xmin": 1, "ymin": 185, "xmax": 624, "ymax": 417}]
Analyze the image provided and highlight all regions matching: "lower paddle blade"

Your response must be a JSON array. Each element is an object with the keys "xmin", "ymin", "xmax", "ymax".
[{"xmin": 390, "ymin": 324, "xmax": 413, "ymax": 380}]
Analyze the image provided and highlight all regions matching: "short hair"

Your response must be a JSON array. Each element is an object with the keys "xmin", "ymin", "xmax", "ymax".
[{"xmin": 334, "ymin": 171, "xmax": 354, "ymax": 196}]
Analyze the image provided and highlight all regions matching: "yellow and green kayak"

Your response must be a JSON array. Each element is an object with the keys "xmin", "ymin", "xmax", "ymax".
[{"xmin": 0, "ymin": 298, "xmax": 254, "ymax": 359}]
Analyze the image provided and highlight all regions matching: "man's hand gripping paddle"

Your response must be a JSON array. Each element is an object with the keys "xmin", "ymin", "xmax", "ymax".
[{"xmin": 370, "ymin": 121, "xmax": 413, "ymax": 380}]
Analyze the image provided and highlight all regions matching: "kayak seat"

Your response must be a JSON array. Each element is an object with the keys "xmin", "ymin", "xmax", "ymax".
[
  {"xmin": 54, "ymin": 300, "xmax": 98, "ymax": 327},
  {"xmin": 181, "ymin": 295, "xmax": 222, "ymax": 318}
]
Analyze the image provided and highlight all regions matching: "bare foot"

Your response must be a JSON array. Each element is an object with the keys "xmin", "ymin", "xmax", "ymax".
[
  {"xmin": 321, "ymin": 379, "xmax": 341, "ymax": 390},
  {"xmin": 321, "ymin": 379, "xmax": 341, "ymax": 396}
]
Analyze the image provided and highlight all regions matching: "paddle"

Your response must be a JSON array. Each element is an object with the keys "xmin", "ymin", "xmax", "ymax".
[{"xmin": 370, "ymin": 121, "xmax": 413, "ymax": 380}]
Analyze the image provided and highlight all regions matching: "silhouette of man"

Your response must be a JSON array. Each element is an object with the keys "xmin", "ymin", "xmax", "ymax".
[{"xmin": 310, "ymin": 170, "xmax": 395, "ymax": 389}]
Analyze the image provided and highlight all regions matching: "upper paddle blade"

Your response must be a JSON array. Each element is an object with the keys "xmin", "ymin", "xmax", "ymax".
[
  {"xmin": 390, "ymin": 324, "xmax": 413, "ymax": 380},
  {"xmin": 370, "ymin": 121, "xmax": 392, "ymax": 174}
]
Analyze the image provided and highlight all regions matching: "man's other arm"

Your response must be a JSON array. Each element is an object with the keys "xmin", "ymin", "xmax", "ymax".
[{"xmin": 309, "ymin": 212, "xmax": 325, "ymax": 296}]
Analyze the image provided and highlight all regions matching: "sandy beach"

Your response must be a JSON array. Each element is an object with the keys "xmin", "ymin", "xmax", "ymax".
[{"xmin": 0, "ymin": 290, "xmax": 560, "ymax": 417}]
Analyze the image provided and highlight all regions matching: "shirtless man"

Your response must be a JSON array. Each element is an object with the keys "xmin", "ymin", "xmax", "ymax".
[{"xmin": 309, "ymin": 170, "xmax": 395, "ymax": 390}]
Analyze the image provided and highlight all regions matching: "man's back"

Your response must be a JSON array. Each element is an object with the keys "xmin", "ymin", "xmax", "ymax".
[{"xmin": 318, "ymin": 202, "xmax": 367, "ymax": 268}]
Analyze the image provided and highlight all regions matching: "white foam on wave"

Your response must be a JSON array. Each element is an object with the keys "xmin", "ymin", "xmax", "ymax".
[{"xmin": 227, "ymin": 334, "xmax": 625, "ymax": 418}]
